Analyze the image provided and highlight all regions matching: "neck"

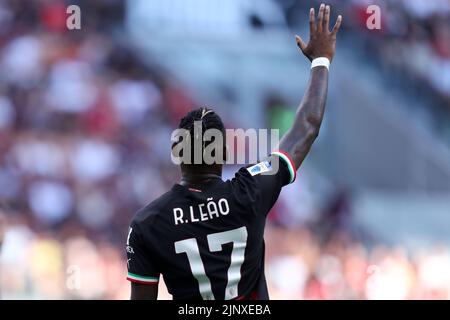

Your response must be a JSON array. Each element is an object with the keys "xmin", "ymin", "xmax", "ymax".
[{"xmin": 180, "ymin": 166, "xmax": 222, "ymax": 187}]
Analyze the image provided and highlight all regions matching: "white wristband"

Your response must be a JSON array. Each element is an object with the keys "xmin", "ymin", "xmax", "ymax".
[{"xmin": 311, "ymin": 57, "xmax": 330, "ymax": 70}]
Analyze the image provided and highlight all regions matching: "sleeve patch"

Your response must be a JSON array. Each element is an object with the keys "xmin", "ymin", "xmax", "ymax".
[{"xmin": 246, "ymin": 161, "xmax": 272, "ymax": 176}]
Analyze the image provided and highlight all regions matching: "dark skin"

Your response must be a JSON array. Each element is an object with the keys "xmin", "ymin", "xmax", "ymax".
[
  {"xmin": 130, "ymin": 3, "xmax": 342, "ymax": 300},
  {"xmin": 179, "ymin": 159, "xmax": 224, "ymax": 187}
]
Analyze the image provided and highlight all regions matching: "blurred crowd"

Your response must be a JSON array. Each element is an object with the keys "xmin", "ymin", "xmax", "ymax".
[
  {"xmin": 0, "ymin": 0, "xmax": 196, "ymax": 298},
  {"xmin": 358, "ymin": 0, "xmax": 450, "ymax": 101},
  {"xmin": 265, "ymin": 226, "xmax": 450, "ymax": 300},
  {"xmin": 0, "ymin": 0, "xmax": 450, "ymax": 299},
  {"xmin": 354, "ymin": 0, "xmax": 450, "ymax": 141}
]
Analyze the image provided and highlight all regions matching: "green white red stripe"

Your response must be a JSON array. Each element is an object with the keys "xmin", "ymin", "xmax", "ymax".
[
  {"xmin": 127, "ymin": 272, "xmax": 159, "ymax": 284},
  {"xmin": 271, "ymin": 151, "xmax": 296, "ymax": 184}
]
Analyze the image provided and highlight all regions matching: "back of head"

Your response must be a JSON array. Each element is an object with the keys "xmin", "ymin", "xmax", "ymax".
[{"xmin": 175, "ymin": 108, "xmax": 226, "ymax": 171}]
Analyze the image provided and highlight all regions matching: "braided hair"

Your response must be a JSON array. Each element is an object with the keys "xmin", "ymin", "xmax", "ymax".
[{"xmin": 177, "ymin": 108, "xmax": 225, "ymax": 166}]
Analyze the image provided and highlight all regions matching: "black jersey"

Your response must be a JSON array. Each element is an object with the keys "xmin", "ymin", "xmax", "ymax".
[{"xmin": 126, "ymin": 151, "xmax": 296, "ymax": 300}]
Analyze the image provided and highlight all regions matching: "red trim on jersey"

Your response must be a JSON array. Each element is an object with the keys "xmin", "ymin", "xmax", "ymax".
[
  {"xmin": 126, "ymin": 277, "xmax": 158, "ymax": 285},
  {"xmin": 234, "ymin": 290, "xmax": 258, "ymax": 300},
  {"xmin": 250, "ymin": 290, "xmax": 258, "ymax": 300},
  {"xmin": 274, "ymin": 150, "xmax": 297, "ymax": 182},
  {"xmin": 188, "ymin": 188, "xmax": 202, "ymax": 192}
]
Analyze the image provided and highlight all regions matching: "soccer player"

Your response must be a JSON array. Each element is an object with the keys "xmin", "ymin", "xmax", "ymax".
[{"xmin": 126, "ymin": 4, "xmax": 342, "ymax": 300}]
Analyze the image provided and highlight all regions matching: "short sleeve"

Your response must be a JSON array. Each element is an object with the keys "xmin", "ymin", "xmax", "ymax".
[
  {"xmin": 230, "ymin": 150, "xmax": 296, "ymax": 217},
  {"xmin": 126, "ymin": 222, "xmax": 160, "ymax": 284}
]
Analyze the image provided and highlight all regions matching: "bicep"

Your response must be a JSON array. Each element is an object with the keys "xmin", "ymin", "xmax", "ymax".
[{"xmin": 130, "ymin": 282, "xmax": 158, "ymax": 300}]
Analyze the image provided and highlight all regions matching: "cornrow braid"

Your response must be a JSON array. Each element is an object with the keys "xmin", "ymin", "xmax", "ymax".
[
  {"xmin": 178, "ymin": 107, "xmax": 225, "ymax": 134},
  {"xmin": 177, "ymin": 107, "xmax": 225, "ymax": 165}
]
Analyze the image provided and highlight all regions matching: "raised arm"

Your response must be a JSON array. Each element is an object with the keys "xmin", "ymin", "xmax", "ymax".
[{"xmin": 278, "ymin": 4, "xmax": 342, "ymax": 169}]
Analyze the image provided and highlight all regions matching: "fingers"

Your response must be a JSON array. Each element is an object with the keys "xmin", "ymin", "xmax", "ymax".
[
  {"xmin": 307, "ymin": 4, "xmax": 342, "ymax": 38},
  {"xmin": 331, "ymin": 15, "xmax": 343, "ymax": 37},
  {"xmin": 323, "ymin": 5, "xmax": 330, "ymax": 32},
  {"xmin": 295, "ymin": 35, "xmax": 307, "ymax": 52},
  {"xmin": 317, "ymin": 3, "xmax": 325, "ymax": 33},
  {"xmin": 309, "ymin": 7, "xmax": 315, "ymax": 35}
]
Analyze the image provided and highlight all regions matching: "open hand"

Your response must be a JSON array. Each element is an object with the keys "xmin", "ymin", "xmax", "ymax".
[{"xmin": 295, "ymin": 4, "xmax": 343, "ymax": 62}]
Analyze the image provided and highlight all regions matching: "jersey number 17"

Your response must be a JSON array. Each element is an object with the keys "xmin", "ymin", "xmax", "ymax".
[{"xmin": 174, "ymin": 226, "xmax": 248, "ymax": 300}]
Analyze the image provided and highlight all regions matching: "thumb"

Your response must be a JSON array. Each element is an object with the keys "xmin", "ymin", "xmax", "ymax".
[{"xmin": 295, "ymin": 35, "xmax": 307, "ymax": 52}]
